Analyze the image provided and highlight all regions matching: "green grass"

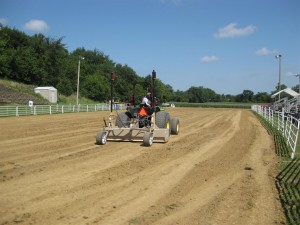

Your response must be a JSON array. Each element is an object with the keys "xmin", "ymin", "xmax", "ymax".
[
  {"xmin": 57, "ymin": 94, "xmax": 99, "ymax": 105},
  {"xmin": 254, "ymin": 113, "xmax": 300, "ymax": 225},
  {"xmin": 173, "ymin": 102, "xmax": 255, "ymax": 109}
]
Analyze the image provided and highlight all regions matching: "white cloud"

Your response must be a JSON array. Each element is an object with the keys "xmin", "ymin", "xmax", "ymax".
[
  {"xmin": 200, "ymin": 55, "xmax": 220, "ymax": 62},
  {"xmin": 0, "ymin": 18, "xmax": 8, "ymax": 26},
  {"xmin": 255, "ymin": 47, "xmax": 277, "ymax": 55},
  {"xmin": 24, "ymin": 19, "xmax": 49, "ymax": 32},
  {"xmin": 214, "ymin": 22, "xmax": 257, "ymax": 39}
]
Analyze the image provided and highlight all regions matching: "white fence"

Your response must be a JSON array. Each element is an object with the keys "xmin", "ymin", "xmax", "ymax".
[
  {"xmin": 0, "ymin": 103, "xmax": 125, "ymax": 117},
  {"xmin": 252, "ymin": 105, "xmax": 299, "ymax": 159}
]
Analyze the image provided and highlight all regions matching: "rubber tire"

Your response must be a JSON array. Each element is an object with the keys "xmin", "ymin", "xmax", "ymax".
[
  {"xmin": 116, "ymin": 112, "xmax": 130, "ymax": 128},
  {"xmin": 143, "ymin": 132, "xmax": 153, "ymax": 146},
  {"xmin": 96, "ymin": 131, "xmax": 107, "ymax": 145},
  {"xmin": 170, "ymin": 117, "xmax": 180, "ymax": 135},
  {"xmin": 155, "ymin": 111, "xmax": 171, "ymax": 133}
]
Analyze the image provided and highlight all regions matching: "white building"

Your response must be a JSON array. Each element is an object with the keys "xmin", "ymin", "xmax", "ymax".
[{"xmin": 34, "ymin": 87, "xmax": 57, "ymax": 103}]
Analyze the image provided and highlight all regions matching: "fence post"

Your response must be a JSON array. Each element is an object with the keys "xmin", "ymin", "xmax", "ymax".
[
  {"xmin": 271, "ymin": 109, "xmax": 273, "ymax": 127},
  {"xmin": 50, "ymin": 105, "xmax": 52, "ymax": 115},
  {"xmin": 291, "ymin": 120, "xmax": 299, "ymax": 159},
  {"xmin": 285, "ymin": 117, "xmax": 291, "ymax": 142},
  {"xmin": 281, "ymin": 108, "xmax": 285, "ymax": 135},
  {"xmin": 251, "ymin": 105, "xmax": 299, "ymax": 159}
]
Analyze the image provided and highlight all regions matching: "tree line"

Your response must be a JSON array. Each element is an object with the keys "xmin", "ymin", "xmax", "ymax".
[{"xmin": 0, "ymin": 26, "xmax": 281, "ymax": 104}]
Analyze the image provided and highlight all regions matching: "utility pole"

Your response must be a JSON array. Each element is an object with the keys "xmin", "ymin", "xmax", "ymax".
[
  {"xmin": 76, "ymin": 56, "xmax": 84, "ymax": 108},
  {"xmin": 275, "ymin": 54, "xmax": 282, "ymax": 100}
]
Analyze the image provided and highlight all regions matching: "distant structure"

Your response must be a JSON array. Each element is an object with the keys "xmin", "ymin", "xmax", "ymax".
[
  {"xmin": 34, "ymin": 87, "xmax": 57, "ymax": 103},
  {"xmin": 271, "ymin": 88, "xmax": 300, "ymax": 115}
]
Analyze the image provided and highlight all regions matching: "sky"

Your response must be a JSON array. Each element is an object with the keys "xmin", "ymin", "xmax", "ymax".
[{"xmin": 1, "ymin": 0, "xmax": 300, "ymax": 95}]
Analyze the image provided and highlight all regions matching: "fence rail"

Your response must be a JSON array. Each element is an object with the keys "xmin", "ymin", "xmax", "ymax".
[
  {"xmin": 0, "ymin": 103, "xmax": 125, "ymax": 117},
  {"xmin": 252, "ymin": 105, "xmax": 299, "ymax": 159}
]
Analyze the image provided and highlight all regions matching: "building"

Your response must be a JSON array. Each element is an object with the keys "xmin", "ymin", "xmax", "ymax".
[{"xmin": 34, "ymin": 87, "xmax": 57, "ymax": 103}]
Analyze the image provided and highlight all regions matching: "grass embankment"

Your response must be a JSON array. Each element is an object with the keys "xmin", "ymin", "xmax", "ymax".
[
  {"xmin": 0, "ymin": 79, "xmax": 48, "ymax": 104},
  {"xmin": 0, "ymin": 79, "xmax": 98, "ymax": 105},
  {"xmin": 255, "ymin": 114, "xmax": 300, "ymax": 225}
]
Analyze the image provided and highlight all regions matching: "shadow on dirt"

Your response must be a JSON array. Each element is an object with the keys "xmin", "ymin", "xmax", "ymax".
[
  {"xmin": 276, "ymin": 158, "xmax": 300, "ymax": 225},
  {"xmin": 254, "ymin": 112, "xmax": 300, "ymax": 225}
]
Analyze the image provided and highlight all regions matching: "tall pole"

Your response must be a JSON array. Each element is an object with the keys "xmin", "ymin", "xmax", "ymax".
[
  {"xmin": 275, "ymin": 54, "xmax": 282, "ymax": 100},
  {"xmin": 298, "ymin": 75, "xmax": 300, "ymax": 94},
  {"xmin": 152, "ymin": 70, "xmax": 156, "ymax": 111},
  {"xmin": 110, "ymin": 72, "xmax": 115, "ymax": 112},
  {"xmin": 76, "ymin": 56, "xmax": 84, "ymax": 107}
]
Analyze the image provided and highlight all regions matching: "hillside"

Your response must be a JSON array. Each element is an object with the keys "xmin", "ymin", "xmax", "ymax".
[{"xmin": 0, "ymin": 80, "xmax": 48, "ymax": 105}]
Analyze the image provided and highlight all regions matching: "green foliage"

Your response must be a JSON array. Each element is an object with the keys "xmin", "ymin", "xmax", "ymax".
[
  {"xmin": 81, "ymin": 73, "xmax": 109, "ymax": 101},
  {"xmin": 187, "ymin": 86, "xmax": 221, "ymax": 103}
]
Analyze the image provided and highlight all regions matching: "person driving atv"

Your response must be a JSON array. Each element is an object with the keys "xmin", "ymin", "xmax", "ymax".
[
  {"xmin": 141, "ymin": 92, "xmax": 153, "ymax": 117},
  {"xmin": 142, "ymin": 92, "xmax": 151, "ymax": 107}
]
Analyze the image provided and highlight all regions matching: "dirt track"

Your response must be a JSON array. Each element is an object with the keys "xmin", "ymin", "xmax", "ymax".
[{"xmin": 0, "ymin": 108, "xmax": 285, "ymax": 225}]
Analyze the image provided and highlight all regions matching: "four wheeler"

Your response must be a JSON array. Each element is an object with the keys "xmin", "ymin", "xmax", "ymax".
[{"xmin": 96, "ymin": 70, "xmax": 180, "ymax": 146}]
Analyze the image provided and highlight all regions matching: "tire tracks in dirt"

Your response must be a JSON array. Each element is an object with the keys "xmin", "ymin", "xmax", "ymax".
[{"xmin": 0, "ymin": 108, "xmax": 285, "ymax": 225}]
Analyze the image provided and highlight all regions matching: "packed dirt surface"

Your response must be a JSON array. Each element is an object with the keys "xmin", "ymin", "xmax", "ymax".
[{"xmin": 0, "ymin": 108, "xmax": 285, "ymax": 225}]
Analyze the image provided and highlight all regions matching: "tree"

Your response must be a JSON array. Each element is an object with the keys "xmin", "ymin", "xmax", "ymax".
[
  {"xmin": 57, "ymin": 76, "xmax": 73, "ymax": 96},
  {"xmin": 81, "ymin": 73, "xmax": 109, "ymax": 101},
  {"xmin": 292, "ymin": 84, "xmax": 300, "ymax": 94},
  {"xmin": 243, "ymin": 90, "xmax": 254, "ymax": 102},
  {"xmin": 254, "ymin": 92, "xmax": 271, "ymax": 103},
  {"xmin": 235, "ymin": 90, "xmax": 254, "ymax": 102},
  {"xmin": 186, "ymin": 86, "xmax": 220, "ymax": 103}
]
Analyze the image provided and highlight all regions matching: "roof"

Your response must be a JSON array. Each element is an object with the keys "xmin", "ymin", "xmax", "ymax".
[
  {"xmin": 34, "ymin": 86, "xmax": 57, "ymax": 91},
  {"xmin": 271, "ymin": 88, "xmax": 300, "ymax": 98}
]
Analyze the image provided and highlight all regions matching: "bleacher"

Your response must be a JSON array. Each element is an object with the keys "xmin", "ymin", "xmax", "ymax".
[{"xmin": 271, "ymin": 88, "xmax": 300, "ymax": 119}]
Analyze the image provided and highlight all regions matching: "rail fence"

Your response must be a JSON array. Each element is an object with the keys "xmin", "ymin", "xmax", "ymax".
[
  {"xmin": 0, "ymin": 103, "xmax": 125, "ymax": 117},
  {"xmin": 252, "ymin": 105, "xmax": 299, "ymax": 159}
]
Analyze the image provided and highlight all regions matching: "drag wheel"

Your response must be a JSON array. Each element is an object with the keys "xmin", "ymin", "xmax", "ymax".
[
  {"xmin": 143, "ymin": 132, "xmax": 153, "ymax": 146},
  {"xmin": 96, "ymin": 131, "xmax": 107, "ymax": 145},
  {"xmin": 170, "ymin": 117, "xmax": 180, "ymax": 135}
]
